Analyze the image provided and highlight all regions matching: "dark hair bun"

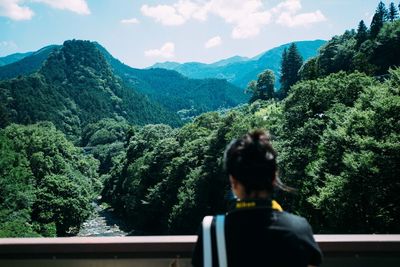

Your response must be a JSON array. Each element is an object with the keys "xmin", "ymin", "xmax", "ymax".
[{"xmin": 224, "ymin": 130, "xmax": 277, "ymax": 194}]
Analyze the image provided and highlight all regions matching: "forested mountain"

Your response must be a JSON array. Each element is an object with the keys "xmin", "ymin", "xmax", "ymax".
[
  {"xmin": 0, "ymin": 51, "xmax": 33, "ymax": 66},
  {"xmin": 101, "ymin": 4, "xmax": 400, "ymax": 235},
  {"xmin": 151, "ymin": 40, "xmax": 326, "ymax": 88},
  {"xmin": 0, "ymin": 41, "xmax": 248, "ymax": 120},
  {"xmin": 96, "ymin": 44, "xmax": 247, "ymax": 119},
  {"xmin": 299, "ymin": 20, "xmax": 400, "ymax": 80},
  {"xmin": 0, "ymin": 45, "xmax": 59, "ymax": 80},
  {"xmin": 0, "ymin": 40, "xmax": 181, "ymax": 140}
]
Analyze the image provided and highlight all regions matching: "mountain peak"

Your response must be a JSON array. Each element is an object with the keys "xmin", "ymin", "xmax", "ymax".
[
  {"xmin": 0, "ymin": 39, "xmax": 182, "ymax": 136},
  {"xmin": 38, "ymin": 40, "xmax": 111, "ymax": 84},
  {"xmin": 148, "ymin": 39, "xmax": 326, "ymax": 88},
  {"xmin": 211, "ymin": 55, "xmax": 249, "ymax": 67}
]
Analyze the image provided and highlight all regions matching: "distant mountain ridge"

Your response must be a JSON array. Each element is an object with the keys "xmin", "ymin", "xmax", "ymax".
[
  {"xmin": 0, "ymin": 40, "xmax": 181, "ymax": 138},
  {"xmin": 0, "ymin": 39, "xmax": 325, "ymax": 123},
  {"xmin": 95, "ymin": 43, "xmax": 248, "ymax": 119},
  {"xmin": 0, "ymin": 51, "xmax": 33, "ymax": 66},
  {"xmin": 0, "ymin": 41, "xmax": 248, "ymax": 121},
  {"xmin": 0, "ymin": 45, "xmax": 60, "ymax": 80},
  {"xmin": 150, "ymin": 40, "xmax": 326, "ymax": 88}
]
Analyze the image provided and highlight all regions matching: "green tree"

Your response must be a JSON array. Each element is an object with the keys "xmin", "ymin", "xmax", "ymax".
[
  {"xmin": 245, "ymin": 80, "xmax": 257, "ymax": 101},
  {"xmin": 1, "ymin": 122, "xmax": 99, "ymax": 237},
  {"xmin": 370, "ymin": 2, "xmax": 388, "ymax": 38},
  {"xmin": 299, "ymin": 57, "xmax": 318, "ymax": 81},
  {"xmin": 81, "ymin": 117, "xmax": 130, "ymax": 174},
  {"xmin": 317, "ymin": 31, "xmax": 357, "ymax": 76},
  {"xmin": 248, "ymin": 70, "xmax": 275, "ymax": 102},
  {"xmin": 33, "ymin": 174, "xmax": 93, "ymax": 236},
  {"xmin": 372, "ymin": 20, "xmax": 400, "ymax": 74},
  {"xmin": 307, "ymin": 69, "xmax": 400, "ymax": 233},
  {"xmin": 280, "ymin": 43, "xmax": 303, "ymax": 98},
  {"xmin": 389, "ymin": 2, "xmax": 399, "ymax": 22},
  {"xmin": 279, "ymin": 48, "xmax": 289, "ymax": 94},
  {"xmin": 0, "ymin": 133, "xmax": 37, "ymax": 237},
  {"xmin": 278, "ymin": 72, "xmax": 376, "ymax": 228},
  {"xmin": 351, "ymin": 40, "xmax": 378, "ymax": 75},
  {"xmin": 355, "ymin": 20, "xmax": 369, "ymax": 48}
]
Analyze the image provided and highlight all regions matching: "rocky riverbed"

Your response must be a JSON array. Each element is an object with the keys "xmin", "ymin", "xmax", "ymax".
[{"xmin": 78, "ymin": 201, "xmax": 128, "ymax": 237}]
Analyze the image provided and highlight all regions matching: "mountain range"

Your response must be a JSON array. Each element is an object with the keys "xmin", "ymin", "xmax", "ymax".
[
  {"xmin": 0, "ymin": 40, "xmax": 250, "ymax": 137},
  {"xmin": 0, "ymin": 43, "xmax": 247, "ymax": 122},
  {"xmin": 0, "ymin": 51, "xmax": 33, "ymax": 66},
  {"xmin": 0, "ymin": 45, "xmax": 59, "ymax": 80},
  {"xmin": 95, "ymin": 43, "xmax": 247, "ymax": 118},
  {"xmin": 151, "ymin": 40, "xmax": 326, "ymax": 88},
  {"xmin": 0, "ymin": 39, "xmax": 326, "ymax": 136},
  {"xmin": 0, "ymin": 40, "xmax": 182, "ymax": 139}
]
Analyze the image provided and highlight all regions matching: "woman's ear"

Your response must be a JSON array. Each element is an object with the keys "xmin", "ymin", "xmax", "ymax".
[{"xmin": 230, "ymin": 175, "xmax": 243, "ymax": 199}]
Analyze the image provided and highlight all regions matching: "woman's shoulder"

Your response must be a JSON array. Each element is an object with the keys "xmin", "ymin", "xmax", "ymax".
[{"xmin": 273, "ymin": 211, "xmax": 314, "ymax": 235}]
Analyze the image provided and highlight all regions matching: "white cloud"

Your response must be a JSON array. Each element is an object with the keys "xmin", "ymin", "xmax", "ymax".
[
  {"xmin": 175, "ymin": 0, "xmax": 206, "ymax": 20},
  {"xmin": 0, "ymin": 0, "xmax": 90, "ymax": 20},
  {"xmin": 277, "ymin": 10, "xmax": 326, "ymax": 27},
  {"xmin": 120, "ymin": 18, "xmax": 139, "ymax": 24},
  {"xmin": 205, "ymin": 36, "xmax": 222, "ymax": 48},
  {"xmin": 141, "ymin": 4, "xmax": 185, "ymax": 26},
  {"xmin": 272, "ymin": 0, "xmax": 301, "ymax": 14},
  {"xmin": 34, "ymin": 0, "xmax": 91, "ymax": 15},
  {"xmin": 0, "ymin": 0, "xmax": 34, "ymax": 20},
  {"xmin": 145, "ymin": 42, "xmax": 175, "ymax": 58},
  {"xmin": 273, "ymin": 0, "xmax": 326, "ymax": 27},
  {"xmin": 140, "ymin": 0, "xmax": 326, "ymax": 39},
  {"xmin": 207, "ymin": 0, "xmax": 272, "ymax": 39}
]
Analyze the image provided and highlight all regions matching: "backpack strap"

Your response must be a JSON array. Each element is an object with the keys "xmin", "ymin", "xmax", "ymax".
[
  {"xmin": 202, "ymin": 216, "xmax": 213, "ymax": 267},
  {"xmin": 202, "ymin": 215, "xmax": 228, "ymax": 267},
  {"xmin": 215, "ymin": 215, "xmax": 227, "ymax": 267}
]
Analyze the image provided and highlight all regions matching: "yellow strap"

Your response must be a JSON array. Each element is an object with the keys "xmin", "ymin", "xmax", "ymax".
[
  {"xmin": 235, "ymin": 200, "xmax": 283, "ymax": 211},
  {"xmin": 272, "ymin": 200, "xmax": 283, "ymax": 211}
]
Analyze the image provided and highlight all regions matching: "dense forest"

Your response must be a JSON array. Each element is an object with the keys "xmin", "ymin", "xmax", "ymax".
[
  {"xmin": 101, "ymin": 68, "xmax": 400, "ymax": 234},
  {"xmin": 0, "ymin": 2, "xmax": 399, "ymax": 237},
  {"xmin": 0, "ymin": 122, "xmax": 100, "ymax": 236}
]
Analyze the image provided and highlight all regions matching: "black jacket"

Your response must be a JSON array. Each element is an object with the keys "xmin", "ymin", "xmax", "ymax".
[{"xmin": 192, "ymin": 200, "xmax": 322, "ymax": 267}]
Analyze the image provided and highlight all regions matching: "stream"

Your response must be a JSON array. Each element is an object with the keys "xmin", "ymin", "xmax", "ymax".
[{"xmin": 77, "ymin": 200, "xmax": 128, "ymax": 237}]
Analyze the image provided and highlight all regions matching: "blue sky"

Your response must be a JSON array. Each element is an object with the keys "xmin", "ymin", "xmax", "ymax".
[{"xmin": 0, "ymin": 0, "xmax": 393, "ymax": 68}]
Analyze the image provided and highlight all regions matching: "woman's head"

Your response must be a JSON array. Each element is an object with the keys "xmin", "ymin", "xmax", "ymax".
[{"xmin": 224, "ymin": 129, "xmax": 277, "ymax": 197}]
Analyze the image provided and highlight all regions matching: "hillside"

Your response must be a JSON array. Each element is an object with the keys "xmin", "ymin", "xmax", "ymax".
[
  {"xmin": 0, "ymin": 51, "xmax": 33, "ymax": 66},
  {"xmin": 0, "ymin": 45, "xmax": 59, "ymax": 80},
  {"xmin": 151, "ymin": 40, "xmax": 326, "ymax": 88},
  {"xmin": 299, "ymin": 21, "xmax": 400, "ymax": 79},
  {"xmin": 96, "ymin": 44, "xmax": 248, "ymax": 119},
  {"xmin": 0, "ymin": 40, "xmax": 181, "ymax": 139},
  {"xmin": 0, "ymin": 41, "xmax": 248, "ymax": 120}
]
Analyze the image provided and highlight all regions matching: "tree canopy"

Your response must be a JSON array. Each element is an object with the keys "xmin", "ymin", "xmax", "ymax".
[
  {"xmin": 0, "ymin": 122, "xmax": 100, "ymax": 237},
  {"xmin": 246, "ymin": 69, "xmax": 275, "ymax": 103},
  {"xmin": 279, "ymin": 43, "xmax": 303, "ymax": 98}
]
